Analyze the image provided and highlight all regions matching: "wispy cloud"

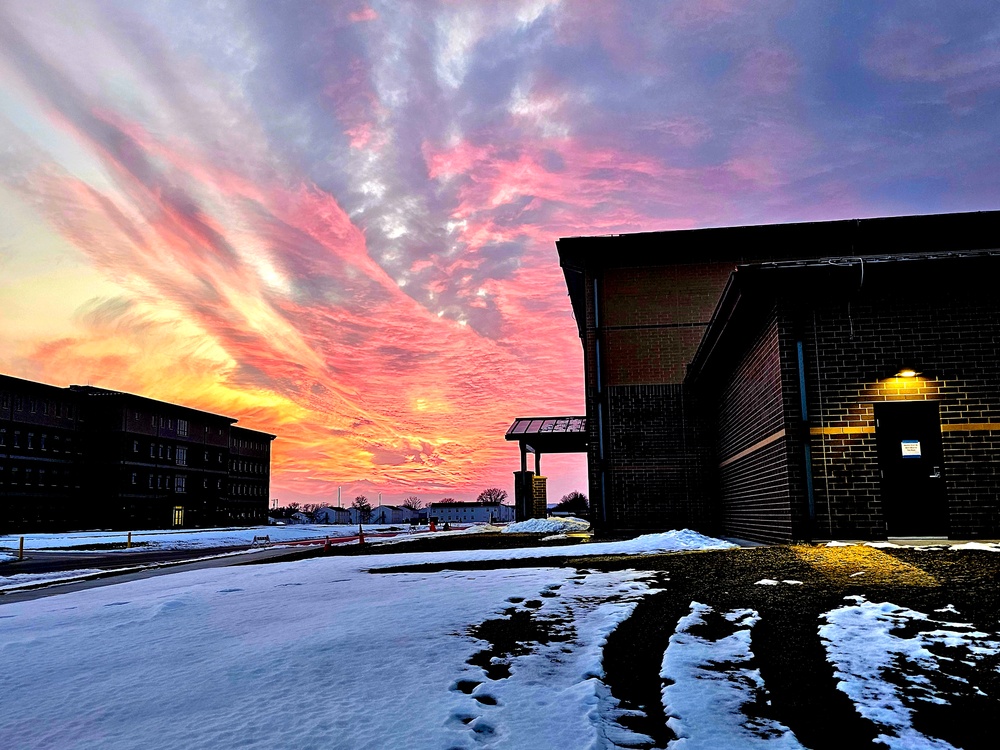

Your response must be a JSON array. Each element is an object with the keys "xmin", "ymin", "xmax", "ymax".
[{"xmin": 2, "ymin": 0, "xmax": 999, "ymax": 503}]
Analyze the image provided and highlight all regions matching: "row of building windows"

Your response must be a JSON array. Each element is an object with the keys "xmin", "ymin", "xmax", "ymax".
[
  {"xmin": 0, "ymin": 464, "xmax": 76, "ymax": 488},
  {"xmin": 229, "ymin": 460, "xmax": 265, "ymax": 474},
  {"xmin": 132, "ymin": 441, "xmax": 230, "ymax": 466},
  {"xmin": 233, "ymin": 438, "xmax": 267, "ymax": 451},
  {"xmin": 125, "ymin": 473, "xmax": 261, "ymax": 496},
  {"xmin": 129, "ymin": 411, "xmax": 231, "ymax": 439},
  {"xmin": 231, "ymin": 483, "xmax": 265, "ymax": 497},
  {"xmin": 0, "ymin": 429, "xmax": 76, "ymax": 452},
  {"xmin": 0, "ymin": 393, "xmax": 78, "ymax": 420}
]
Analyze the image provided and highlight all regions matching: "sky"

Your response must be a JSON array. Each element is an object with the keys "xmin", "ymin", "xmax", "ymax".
[{"xmin": 2, "ymin": 1, "xmax": 999, "ymax": 507}]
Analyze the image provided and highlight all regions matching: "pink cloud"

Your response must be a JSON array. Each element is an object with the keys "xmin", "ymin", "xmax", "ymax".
[{"xmin": 348, "ymin": 7, "xmax": 378, "ymax": 24}]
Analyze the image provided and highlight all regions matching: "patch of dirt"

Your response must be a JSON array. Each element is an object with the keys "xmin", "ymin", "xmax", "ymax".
[{"xmin": 467, "ymin": 608, "xmax": 573, "ymax": 681}]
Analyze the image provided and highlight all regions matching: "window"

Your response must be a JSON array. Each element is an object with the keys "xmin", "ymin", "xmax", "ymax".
[
  {"xmin": 175, "ymin": 475, "xmax": 186, "ymax": 493},
  {"xmin": 131, "ymin": 472, "xmax": 137, "ymax": 485},
  {"xmin": 217, "ymin": 479, "xmax": 222, "ymax": 490},
  {"xmin": 168, "ymin": 419, "xmax": 173, "ymax": 430},
  {"xmin": 178, "ymin": 419, "xmax": 188, "ymax": 437},
  {"xmin": 157, "ymin": 475, "xmax": 162, "ymax": 489},
  {"xmin": 203, "ymin": 478, "xmax": 208, "ymax": 489},
  {"xmin": 149, "ymin": 475, "xmax": 154, "ymax": 489},
  {"xmin": 0, "ymin": 428, "xmax": 5, "ymax": 447},
  {"xmin": 172, "ymin": 506, "xmax": 185, "ymax": 527},
  {"xmin": 218, "ymin": 453, "xmax": 223, "ymax": 463},
  {"xmin": 27, "ymin": 432, "xmax": 34, "ymax": 449},
  {"xmin": 38, "ymin": 469, "xmax": 45, "ymax": 486},
  {"xmin": 159, "ymin": 417, "xmax": 165, "ymax": 428},
  {"xmin": 40, "ymin": 434, "xmax": 47, "ymax": 450},
  {"xmin": 133, "ymin": 440, "xmax": 139, "ymax": 453},
  {"xmin": 14, "ymin": 395, "xmax": 23, "ymax": 411},
  {"xmin": 176, "ymin": 447, "xmax": 187, "ymax": 466},
  {"xmin": 158, "ymin": 445, "xmax": 164, "ymax": 459},
  {"xmin": 29, "ymin": 399, "xmax": 36, "ymax": 413},
  {"xmin": 166, "ymin": 476, "xmax": 172, "ymax": 489},
  {"xmin": 167, "ymin": 446, "xmax": 172, "ymax": 460},
  {"xmin": 25, "ymin": 467, "xmax": 32, "ymax": 485},
  {"xmin": 150, "ymin": 444, "xmax": 156, "ymax": 458}
]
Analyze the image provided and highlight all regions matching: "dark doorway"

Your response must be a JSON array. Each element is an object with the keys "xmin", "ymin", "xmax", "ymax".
[{"xmin": 874, "ymin": 401, "xmax": 948, "ymax": 537}]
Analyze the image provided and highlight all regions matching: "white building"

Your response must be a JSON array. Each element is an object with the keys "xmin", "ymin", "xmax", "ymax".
[
  {"xmin": 368, "ymin": 505, "xmax": 418, "ymax": 524},
  {"xmin": 313, "ymin": 506, "xmax": 352, "ymax": 524},
  {"xmin": 428, "ymin": 502, "xmax": 515, "ymax": 524}
]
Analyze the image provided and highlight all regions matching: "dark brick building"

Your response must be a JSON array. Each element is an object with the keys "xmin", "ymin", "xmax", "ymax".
[
  {"xmin": 558, "ymin": 210, "xmax": 1000, "ymax": 542},
  {"xmin": 1, "ymin": 375, "xmax": 275, "ymax": 532}
]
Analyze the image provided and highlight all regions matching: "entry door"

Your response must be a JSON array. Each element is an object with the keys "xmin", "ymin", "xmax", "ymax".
[{"xmin": 874, "ymin": 402, "xmax": 948, "ymax": 537}]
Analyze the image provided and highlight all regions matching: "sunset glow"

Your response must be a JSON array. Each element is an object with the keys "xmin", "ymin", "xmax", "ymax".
[{"xmin": 2, "ymin": 2, "xmax": 998, "ymax": 505}]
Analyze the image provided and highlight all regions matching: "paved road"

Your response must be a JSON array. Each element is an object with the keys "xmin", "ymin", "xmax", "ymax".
[
  {"xmin": 0, "ymin": 544, "xmax": 310, "ymax": 605},
  {"xmin": 1, "ymin": 546, "xmax": 256, "ymax": 575}
]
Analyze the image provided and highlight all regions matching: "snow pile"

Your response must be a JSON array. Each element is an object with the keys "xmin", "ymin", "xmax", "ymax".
[
  {"xmin": 661, "ymin": 602, "xmax": 805, "ymax": 748},
  {"xmin": 615, "ymin": 530, "xmax": 738, "ymax": 554},
  {"xmin": 0, "ymin": 551, "xmax": 17, "ymax": 564},
  {"xmin": 755, "ymin": 579, "xmax": 802, "ymax": 586},
  {"xmin": 502, "ymin": 516, "xmax": 590, "ymax": 534},
  {"xmin": 1, "ymin": 569, "xmax": 104, "ymax": 592},
  {"xmin": 948, "ymin": 541, "xmax": 1000, "ymax": 552},
  {"xmin": 820, "ymin": 595, "xmax": 1000, "ymax": 748}
]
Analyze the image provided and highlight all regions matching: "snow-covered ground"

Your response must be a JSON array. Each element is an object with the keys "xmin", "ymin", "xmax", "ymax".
[
  {"xmin": 0, "ymin": 524, "xmax": 424, "ymax": 552},
  {"xmin": 0, "ymin": 536, "xmax": 672, "ymax": 750},
  {"xmin": 3, "ymin": 532, "xmax": 998, "ymax": 749}
]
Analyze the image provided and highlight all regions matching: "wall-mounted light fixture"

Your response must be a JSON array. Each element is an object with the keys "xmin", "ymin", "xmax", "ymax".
[{"xmin": 896, "ymin": 368, "xmax": 919, "ymax": 378}]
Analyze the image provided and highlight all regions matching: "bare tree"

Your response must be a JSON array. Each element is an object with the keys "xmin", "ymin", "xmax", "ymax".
[
  {"xmin": 475, "ymin": 487, "xmax": 508, "ymax": 504},
  {"xmin": 553, "ymin": 491, "xmax": 588, "ymax": 514},
  {"xmin": 438, "ymin": 497, "xmax": 458, "ymax": 503},
  {"xmin": 401, "ymin": 495, "xmax": 423, "ymax": 511},
  {"xmin": 351, "ymin": 495, "xmax": 373, "ymax": 523}
]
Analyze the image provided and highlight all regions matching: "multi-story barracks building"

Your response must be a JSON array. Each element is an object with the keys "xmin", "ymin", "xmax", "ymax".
[
  {"xmin": 1, "ymin": 375, "xmax": 275, "ymax": 532},
  {"xmin": 558, "ymin": 210, "xmax": 1000, "ymax": 543}
]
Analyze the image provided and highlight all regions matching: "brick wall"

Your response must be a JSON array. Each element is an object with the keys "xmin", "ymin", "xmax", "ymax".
[
  {"xmin": 803, "ymin": 289, "xmax": 1000, "ymax": 539},
  {"xmin": 603, "ymin": 384, "xmax": 714, "ymax": 530},
  {"xmin": 710, "ymin": 310, "xmax": 801, "ymax": 543},
  {"xmin": 582, "ymin": 262, "xmax": 732, "ymax": 532},
  {"xmin": 602, "ymin": 263, "xmax": 733, "ymax": 386}
]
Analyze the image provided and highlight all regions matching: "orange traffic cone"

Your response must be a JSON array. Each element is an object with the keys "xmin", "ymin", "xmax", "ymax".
[{"xmin": 358, "ymin": 527, "xmax": 365, "ymax": 545}]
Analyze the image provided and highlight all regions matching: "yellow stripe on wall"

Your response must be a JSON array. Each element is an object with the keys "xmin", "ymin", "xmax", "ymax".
[
  {"xmin": 719, "ymin": 429, "xmax": 786, "ymax": 468},
  {"xmin": 809, "ymin": 426, "xmax": 874, "ymax": 435},
  {"xmin": 809, "ymin": 422, "xmax": 1000, "ymax": 436}
]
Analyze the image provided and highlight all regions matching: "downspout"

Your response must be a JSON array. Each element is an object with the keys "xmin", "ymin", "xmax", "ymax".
[
  {"xmin": 797, "ymin": 339, "xmax": 816, "ymax": 537},
  {"xmin": 593, "ymin": 276, "xmax": 607, "ymax": 525}
]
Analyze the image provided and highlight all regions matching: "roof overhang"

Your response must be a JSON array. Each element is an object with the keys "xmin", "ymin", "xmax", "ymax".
[{"xmin": 505, "ymin": 416, "xmax": 588, "ymax": 454}]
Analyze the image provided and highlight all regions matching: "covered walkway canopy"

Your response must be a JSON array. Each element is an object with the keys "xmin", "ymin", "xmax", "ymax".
[{"xmin": 505, "ymin": 416, "xmax": 587, "ymax": 474}]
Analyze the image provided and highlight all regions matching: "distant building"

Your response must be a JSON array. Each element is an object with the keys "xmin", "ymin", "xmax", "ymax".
[
  {"xmin": 368, "ymin": 504, "xmax": 417, "ymax": 525},
  {"xmin": 428, "ymin": 501, "xmax": 515, "ymax": 525},
  {"xmin": 313, "ymin": 505, "xmax": 351, "ymax": 524},
  {"xmin": 558, "ymin": 210, "xmax": 1000, "ymax": 542},
  {"xmin": 0, "ymin": 375, "xmax": 274, "ymax": 532}
]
